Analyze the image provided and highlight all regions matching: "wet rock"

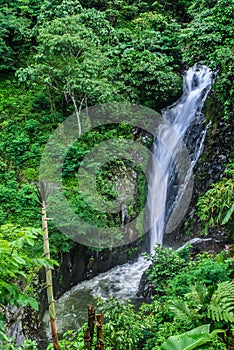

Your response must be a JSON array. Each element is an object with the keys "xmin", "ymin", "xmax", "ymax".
[
  {"xmin": 163, "ymin": 113, "xmax": 233, "ymax": 248},
  {"xmin": 136, "ymin": 269, "xmax": 152, "ymax": 302},
  {"xmin": 181, "ymin": 237, "xmax": 230, "ymax": 256},
  {"xmin": 4, "ymin": 306, "xmax": 25, "ymax": 346}
]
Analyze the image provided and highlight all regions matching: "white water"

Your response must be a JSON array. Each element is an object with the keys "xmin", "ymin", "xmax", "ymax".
[
  {"xmin": 43, "ymin": 257, "xmax": 149, "ymax": 337},
  {"xmin": 149, "ymin": 64, "xmax": 213, "ymax": 251},
  {"xmin": 43, "ymin": 64, "xmax": 213, "ymax": 339}
]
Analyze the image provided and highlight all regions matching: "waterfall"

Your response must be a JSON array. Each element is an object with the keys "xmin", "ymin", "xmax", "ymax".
[
  {"xmin": 148, "ymin": 64, "xmax": 213, "ymax": 252},
  {"xmin": 42, "ymin": 65, "xmax": 213, "ymax": 341}
]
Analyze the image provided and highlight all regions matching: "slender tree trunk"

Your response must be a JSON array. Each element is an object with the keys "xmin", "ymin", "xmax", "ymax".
[
  {"xmin": 70, "ymin": 92, "xmax": 82, "ymax": 136},
  {"xmin": 42, "ymin": 200, "xmax": 59, "ymax": 350}
]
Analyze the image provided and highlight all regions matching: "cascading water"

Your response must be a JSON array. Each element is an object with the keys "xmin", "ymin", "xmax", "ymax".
[
  {"xmin": 42, "ymin": 64, "xmax": 213, "ymax": 340},
  {"xmin": 43, "ymin": 257, "xmax": 149, "ymax": 338},
  {"xmin": 148, "ymin": 64, "xmax": 213, "ymax": 252}
]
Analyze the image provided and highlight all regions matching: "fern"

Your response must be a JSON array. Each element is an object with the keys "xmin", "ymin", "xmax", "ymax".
[
  {"xmin": 170, "ymin": 299, "xmax": 196, "ymax": 327},
  {"xmin": 171, "ymin": 282, "xmax": 234, "ymax": 326},
  {"xmin": 208, "ymin": 281, "xmax": 234, "ymax": 323},
  {"xmin": 197, "ymin": 162, "xmax": 234, "ymax": 234},
  {"xmin": 190, "ymin": 283, "xmax": 216, "ymax": 309},
  {"xmin": 171, "ymin": 283, "xmax": 215, "ymax": 326}
]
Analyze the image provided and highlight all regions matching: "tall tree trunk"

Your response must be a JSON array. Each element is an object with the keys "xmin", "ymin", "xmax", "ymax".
[
  {"xmin": 70, "ymin": 91, "xmax": 83, "ymax": 136},
  {"xmin": 42, "ymin": 200, "xmax": 59, "ymax": 350}
]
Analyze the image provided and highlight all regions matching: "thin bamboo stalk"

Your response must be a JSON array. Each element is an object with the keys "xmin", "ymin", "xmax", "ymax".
[
  {"xmin": 42, "ymin": 200, "xmax": 59, "ymax": 350},
  {"xmin": 88, "ymin": 304, "xmax": 95, "ymax": 345},
  {"xmin": 84, "ymin": 327, "xmax": 91, "ymax": 350},
  {"xmin": 95, "ymin": 314, "xmax": 104, "ymax": 350}
]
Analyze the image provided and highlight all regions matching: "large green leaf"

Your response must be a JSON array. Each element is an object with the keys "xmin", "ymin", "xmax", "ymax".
[
  {"xmin": 222, "ymin": 202, "xmax": 234, "ymax": 225},
  {"xmin": 160, "ymin": 324, "xmax": 223, "ymax": 350}
]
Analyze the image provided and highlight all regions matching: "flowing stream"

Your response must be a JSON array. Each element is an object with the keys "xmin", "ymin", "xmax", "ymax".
[
  {"xmin": 43, "ymin": 64, "xmax": 213, "ymax": 339},
  {"xmin": 43, "ymin": 257, "xmax": 149, "ymax": 338}
]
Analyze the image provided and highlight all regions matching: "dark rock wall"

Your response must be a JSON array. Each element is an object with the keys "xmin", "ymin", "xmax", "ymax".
[{"xmin": 38, "ymin": 233, "xmax": 150, "ymax": 318}]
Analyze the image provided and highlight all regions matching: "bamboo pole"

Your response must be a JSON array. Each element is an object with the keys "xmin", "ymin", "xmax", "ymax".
[
  {"xmin": 42, "ymin": 200, "xmax": 59, "ymax": 350},
  {"xmin": 95, "ymin": 314, "xmax": 104, "ymax": 350},
  {"xmin": 88, "ymin": 304, "xmax": 95, "ymax": 345},
  {"xmin": 84, "ymin": 327, "xmax": 91, "ymax": 350}
]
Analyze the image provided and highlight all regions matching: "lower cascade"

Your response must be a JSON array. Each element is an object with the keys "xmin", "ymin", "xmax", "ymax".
[
  {"xmin": 43, "ymin": 64, "xmax": 213, "ymax": 339},
  {"xmin": 43, "ymin": 257, "xmax": 149, "ymax": 337}
]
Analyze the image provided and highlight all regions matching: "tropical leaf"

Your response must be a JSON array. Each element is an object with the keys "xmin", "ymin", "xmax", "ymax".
[
  {"xmin": 222, "ymin": 202, "xmax": 234, "ymax": 225},
  {"xmin": 160, "ymin": 324, "xmax": 224, "ymax": 350}
]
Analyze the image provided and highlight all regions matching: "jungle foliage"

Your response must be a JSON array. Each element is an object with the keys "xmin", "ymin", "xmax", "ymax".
[
  {"xmin": 0, "ymin": 224, "xmax": 57, "ymax": 345},
  {"xmin": 0, "ymin": 0, "xmax": 232, "ymax": 250},
  {"xmin": 0, "ymin": 0, "xmax": 233, "ymax": 348},
  {"xmin": 47, "ymin": 245, "xmax": 234, "ymax": 349}
]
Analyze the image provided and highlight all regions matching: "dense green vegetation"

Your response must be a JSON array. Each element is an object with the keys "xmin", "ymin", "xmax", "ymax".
[
  {"xmin": 97, "ymin": 245, "xmax": 234, "ymax": 350},
  {"xmin": 46, "ymin": 245, "xmax": 234, "ymax": 349},
  {"xmin": 0, "ymin": 0, "xmax": 233, "ymax": 348},
  {"xmin": 0, "ymin": 224, "xmax": 56, "ymax": 346},
  {"xmin": 197, "ymin": 163, "xmax": 234, "ymax": 235}
]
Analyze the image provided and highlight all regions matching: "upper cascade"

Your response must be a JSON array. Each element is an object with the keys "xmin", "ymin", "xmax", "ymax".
[{"xmin": 148, "ymin": 64, "xmax": 213, "ymax": 252}]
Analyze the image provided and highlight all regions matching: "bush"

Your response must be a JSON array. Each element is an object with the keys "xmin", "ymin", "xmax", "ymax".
[{"xmin": 144, "ymin": 244, "xmax": 190, "ymax": 295}]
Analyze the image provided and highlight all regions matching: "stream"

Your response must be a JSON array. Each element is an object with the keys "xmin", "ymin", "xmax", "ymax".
[{"xmin": 43, "ymin": 257, "xmax": 149, "ymax": 338}]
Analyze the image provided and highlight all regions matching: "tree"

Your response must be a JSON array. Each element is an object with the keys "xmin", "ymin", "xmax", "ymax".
[
  {"xmin": 0, "ymin": 0, "xmax": 41, "ymax": 71},
  {"xmin": 17, "ymin": 5, "xmax": 184, "ymax": 116},
  {"xmin": 182, "ymin": 0, "xmax": 234, "ymax": 120},
  {"xmin": 17, "ymin": 13, "xmax": 121, "ymax": 132},
  {"xmin": 38, "ymin": 0, "xmax": 83, "ymax": 23}
]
